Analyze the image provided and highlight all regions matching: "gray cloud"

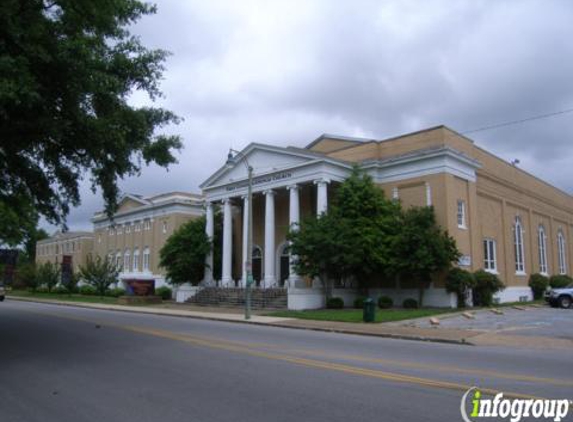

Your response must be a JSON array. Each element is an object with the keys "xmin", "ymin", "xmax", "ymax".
[{"xmin": 54, "ymin": 0, "xmax": 573, "ymax": 232}]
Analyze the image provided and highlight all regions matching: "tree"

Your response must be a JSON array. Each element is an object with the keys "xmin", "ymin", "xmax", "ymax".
[
  {"xmin": 36, "ymin": 261, "xmax": 60, "ymax": 292},
  {"xmin": 288, "ymin": 167, "xmax": 401, "ymax": 298},
  {"xmin": 0, "ymin": 0, "xmax": 182, "ymax": 244},
  {"xmin": 393, "ymin": 206, "xmax": 461, "ymax": 306},
  {"xmin": 22, "ymin": 227, "xmax": 49, "ymax": 263},
  {"xmin": 78, "ymin": 256, "xmax": 119, "ymax": 296},
  {"xmin": 159, "ymin": 217, "xmax": 210, "ymax": 286},
  {"xmin": 445, "ymin": 268, "xmax": 475, "ymax": 308}
]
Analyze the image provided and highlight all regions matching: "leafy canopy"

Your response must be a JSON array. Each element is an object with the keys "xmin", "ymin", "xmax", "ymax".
[
  {"xmin": 78, "ymin": 256, "xmax": 119, "ymax": 296},
  {"xmin": 288, "ymin": 167, "xmax": 401, "ymax": 294},
  {"xmin": 159, "ymin": 217, "xmax": 211, "ymax": 286},
  {"xmin": 0, "ymin": 0, "xmax": 182, "ymax": 243}
]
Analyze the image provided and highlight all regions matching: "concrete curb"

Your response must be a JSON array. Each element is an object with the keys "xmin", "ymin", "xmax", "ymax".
[{"xmin": 6, "ymin": 296, "xmax": 473, "ymax": 346}]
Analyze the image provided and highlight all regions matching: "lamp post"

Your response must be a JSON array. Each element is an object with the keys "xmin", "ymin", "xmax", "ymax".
[{"xmin": 226, "ymin": 149, "xmax": 254, "ymax": 320}]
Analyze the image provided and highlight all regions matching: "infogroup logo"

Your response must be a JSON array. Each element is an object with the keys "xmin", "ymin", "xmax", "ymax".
[{"xmin": 460, "ymin": 387, "xmax": 571, "ymax": 422}]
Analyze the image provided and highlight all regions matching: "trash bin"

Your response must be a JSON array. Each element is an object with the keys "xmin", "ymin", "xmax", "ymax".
[{"xmin": 363, "ymin": 297, "xmax": 376, "ymax": 323}]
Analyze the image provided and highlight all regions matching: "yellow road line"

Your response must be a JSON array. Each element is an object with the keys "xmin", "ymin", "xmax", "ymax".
[{"xmin": 16, "ymin": 306, "xmax": 569, "ymax": 401}]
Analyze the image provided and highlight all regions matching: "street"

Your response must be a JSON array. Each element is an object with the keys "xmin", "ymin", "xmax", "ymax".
[{"xmin": 0, "ymin": 300, "xmax": 571, "ymax": 422}]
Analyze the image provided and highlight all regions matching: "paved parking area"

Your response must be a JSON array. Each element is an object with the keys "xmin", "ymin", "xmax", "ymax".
[{"xmin": 397, "ymin": 306, "xmax": 573, "ymax": 340}]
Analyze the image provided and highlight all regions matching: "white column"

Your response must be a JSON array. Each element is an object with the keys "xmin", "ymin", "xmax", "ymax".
[
  {"xmin": 287, "ymin": 185, "xmax": 301, "ymax": 287},
  {"xmin": 263, "ymin": 190, "xmax": 276, "ymax": 288},
  {"xmin": 241, "ymin": 195, "xmax": 249, "ymax": 287},
  {"xmin": 315, "ymin": 179, "xmax": 329, "ymax": 215},
  {"xmin": 221, "ymin": 198, "xmax": 233, "ymax": 287},
  {"xmin": 425, "ymin": 182, "xmax": 432, "ymax": 206},
  {"xmin": 203, "ymin": 202, "xmax": 214, "ymax": 285}
]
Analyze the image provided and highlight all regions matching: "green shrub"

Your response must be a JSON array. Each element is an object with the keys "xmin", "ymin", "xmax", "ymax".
[
  {"xmin": 79, "ymin": 285, "xmax": 97, "ymax": 296},
  {"xmin": 445, "ymin": 268, "xmax": 476, "ymax": 308},
  {"xmin": 549, "ymin": 275, "xmax": 573, "ymax": 289},
  {"xmin": 156, "ymin": 286, "xmax": 173, "ymax": 301},
  {"xmin": 402, "ymin": 298, "xmax": 418, "ymax": 309},
  {"xmin": 36, "ymin": 285, "xmax": 49, "ymax": 293},
  {"xmin": 378, "ymin": 296, "xmax": 393, "ymax": 309},
  {"xmin": 36, "ymin": 262, "xmax": 60, "ymax": 292},
  {"xmin": 353, "ymin": 297, "xmax": 365, "ymax": 309},
  {"xmin": 326, "ymin": 297, "xmax": 344, "ymax": 309},
  {"xmin": 106, "ymin": 287, "xmax": 126, "ymax": 298},
  {"xmin": 529, "ymin": 273, "xmax": 549, "ymax": 300},
  {"xmin": 52, "ymin": 285, "xmax": 69, "ymax": 295},
  {"xmin": 14, "ymin": 263, "xmax": 37, "ymax": 290},
  {"xmin": 473, "ymin": 270, "xmax": 504, "ymax": 307}
]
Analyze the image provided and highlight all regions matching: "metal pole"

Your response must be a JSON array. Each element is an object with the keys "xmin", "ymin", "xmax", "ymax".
[{"xmin": 245, "ymin": 165, "xmax": 253, "ymax": 320}]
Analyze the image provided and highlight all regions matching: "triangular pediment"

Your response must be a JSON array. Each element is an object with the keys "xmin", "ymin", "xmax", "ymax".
[
  {"xmin": 116, "ymin": 195, "xmax": 149, "ymax": 213},
  {"xmin": 201, "ymin": 144, "xmax": 320, "ymax": 189}
]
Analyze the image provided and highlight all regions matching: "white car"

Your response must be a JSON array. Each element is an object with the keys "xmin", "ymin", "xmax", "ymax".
[{"xmin": 545, "ymin": 284, "xmax": 573, "ymax": 308}]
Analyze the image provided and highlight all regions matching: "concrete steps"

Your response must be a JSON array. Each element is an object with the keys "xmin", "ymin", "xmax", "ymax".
[{"xmin": 186, "ymin": 287, "xmax": 287, "ymax": 310}]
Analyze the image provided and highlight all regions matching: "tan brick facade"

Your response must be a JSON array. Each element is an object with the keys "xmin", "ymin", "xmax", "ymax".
[
  {"xmin": 92, "ymin": 192, "xmax": 204, "ymax": 287},
  {"xmin": 36, "ymin": 231, "xmax": 94, "ymax": 273}
]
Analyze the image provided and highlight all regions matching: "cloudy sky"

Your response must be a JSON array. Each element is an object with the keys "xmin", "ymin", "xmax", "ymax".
[{"xmin": 61, "ymin": 0, "xmax": 573, "ymax": 231}]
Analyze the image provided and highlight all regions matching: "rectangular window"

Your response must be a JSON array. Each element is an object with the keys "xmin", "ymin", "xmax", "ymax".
[
  {"xmin": 125, "ymin": 224, "xmax": 131, "ymax": 234},
  {"xmin": 117, "ymin": 226, "xmax": 122, "ymax": 235},
  {"xmin": 162, "ymin": 221, "xmax": 167, "ymax": 234},
  {"xmin": 143, "ymin": 247, "xmax": 150, "ymax": 271},
  {"xmin": 144, "ymin": 220, "xmax": 151, "ymax": 231},
  {"xmin": 483, "ymin": 239, "xmax": 497, "ymax": 272},
  {"xmin": 134, "ymin": 222, "xmax": 141, "ymax": 232},
  {"xmin": 457, "ymin": 200, "xmax": 466, "ymax": 228}
]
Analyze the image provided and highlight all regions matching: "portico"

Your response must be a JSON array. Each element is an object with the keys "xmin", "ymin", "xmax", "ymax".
[{"xmin": 200, "ymin": 143, "xmax": 351, "ymax": 290}]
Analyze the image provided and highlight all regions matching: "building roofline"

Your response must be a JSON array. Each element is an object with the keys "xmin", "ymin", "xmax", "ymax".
[{"xmin": 305, "ymin": 133, "xmax": 375, "ymax": 150}]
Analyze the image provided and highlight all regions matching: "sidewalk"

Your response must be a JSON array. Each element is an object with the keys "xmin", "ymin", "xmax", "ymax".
[{"xmin": 7, "ymin": 295, "xmax": 481, "ymax": 345}]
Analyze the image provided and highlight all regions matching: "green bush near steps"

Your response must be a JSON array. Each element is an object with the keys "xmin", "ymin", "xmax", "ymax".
[
  {"xmin": 402, "ymin": 298, "xmax": 418, "ymax": 309},
  {"xmin": 529, "ymin": 273, "xmax": 549, "ymax": 300},
  {"xmin": 353, "ymin": 297, "xmax": 365, "ymax": 309},
  {"xmin": 155, "ymin": 286, "xmax": 173, "ymax": 301},
  {"xmin": 106, "ymin": 287, "xmax": 126, "ymax": 298},
  {"xmin": 378, "ymin": 296, "xmax": 393, "ymax": 309},
  {"xmin": 326, "ymin": 297, "xmax": 344, "ymax": 309},
  {"xmin": 549, "ymin": 274, "xmax": 573, "ymax": 289}
]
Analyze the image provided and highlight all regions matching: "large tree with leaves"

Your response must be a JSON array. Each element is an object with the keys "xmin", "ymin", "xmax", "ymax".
[
  {"xmin": 159, "ymin": 212, "xmax": 223, "ymax": 286},
  {"xmin": 393, "ymin": 206, "xmax": 460, "ymax": 306},
  {"xmin": 288, "ymin": 167, "xmax": 401, "ymax": 297},
  {"xmin": 78, "ymin": 256, "xmax": 119, "ymax": 296},
  {"xmin": 0, "ymin": 0, "xmax": 181, "ymax": 244}
]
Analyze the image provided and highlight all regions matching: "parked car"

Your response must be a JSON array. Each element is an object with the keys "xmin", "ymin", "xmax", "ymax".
[
  {"xmin": 545, "ymin": 283, "xmax": 573, "ymax": 308},
  {"xmin": 0, "ymin": 283, "xmax": 5, "ymax": 302}
]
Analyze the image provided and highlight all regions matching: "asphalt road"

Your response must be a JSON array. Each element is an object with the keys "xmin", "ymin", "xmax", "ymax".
[{"xmin": 0, "ymin": 300, "xmax": 571, "ymax": 422}]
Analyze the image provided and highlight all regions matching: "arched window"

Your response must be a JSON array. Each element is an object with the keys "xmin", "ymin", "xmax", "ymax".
[
  {"xmin": 124, "ymin": 249, "xmax": 131, "ymax": 272},
  {"xmin": 538, "ymin": 225, "xmax": 548, "ymax": 274},
  {"xmin": 513, "ymin": 217, "xmax": 525, "ymax": 273},
  {"xmin": 115, "ymin": 251, "xmax": 122, "ymax": 271},
  {"xmin": 143, "ymin": 247, "xmax": 150, "ymax": 271},
  {"xmin": 133, "ymin": 248, "xmax": 140, "ymax": 272},
  {"xmin": 557, "ymin": 230, "xmax": 567, "ymax": 275}
]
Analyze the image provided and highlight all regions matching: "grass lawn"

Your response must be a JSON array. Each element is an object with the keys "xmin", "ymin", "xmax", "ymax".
[
  {"xmin": 8, "ymin": 290, "xmax": 119, "ymax": 305},
  {"xmin": 266, "ymin": 308, "xmax": 453, "ymax": 323}
]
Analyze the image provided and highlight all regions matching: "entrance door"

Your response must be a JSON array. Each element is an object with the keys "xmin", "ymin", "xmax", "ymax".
[
  {"xmin": 279, "ymin": 244, "xmax": 290, "ymax": 287},
  {"xmin": 252, "ymin": 246, "xmax": 262, "ymax": 287}
]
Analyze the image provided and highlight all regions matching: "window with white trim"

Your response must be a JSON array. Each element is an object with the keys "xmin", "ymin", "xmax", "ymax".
[
  {"xmin": 125, "ymin": 224, "xmax": 131, "ymax": 234},
  {"xmin": 144, "ymin": 220, "xmax": 151, "ymax": 231},
  {"xmin": 115, "ymin": 251, "xmax": 122, "ymax": 271},
  {"xmin": 457, "ymin": 200, "xmax": 466, "ymax": 228},
  {"xmin": 143, "ymin": 247, "xmax": 150, "ymax": 271},
  {"xmin": 117, "ymin": 225, "xmax": 122, "ymax": 235},
  {"xmin": 538, "ymin": 225, "xmax": 548, "ymax": 274},
  {"xmin": 162, "ymin": 221, "xmax": 167, "ymax": 234},
  {"xmin": 513, "ymin": 217, "xmax": 525, "ymax": 273},
  {"xmin": 557, "ymin": 230, "xmax": 567, "ymax": 275},
  {"xmin": 133, "ymin": 248, "xmax": 140, "ymax": 272},
  {"xmin": 123, "ymin": 249, "xmax": 131, "ymax": 272},
  {"xmin": 483, "ymin": 238, "xmax": 497, "ymax": 272},
  {"xmin": 134, "ymin": 221, "xmax": 141, "ymax": 232}
]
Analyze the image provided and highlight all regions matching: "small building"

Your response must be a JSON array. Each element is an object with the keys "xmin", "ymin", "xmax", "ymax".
[
  {"xmin": 200, "ymin": 125, "xmax": 573, "ymax": 309},
  {"xmin": 36, "ymin": 231, "xmax": 94, "ymax": 273},
  {"xmin": 92, "ymin": 192, "xmax": 203, "ymax": 288}
]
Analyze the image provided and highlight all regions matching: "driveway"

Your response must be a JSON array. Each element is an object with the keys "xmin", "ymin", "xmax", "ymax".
[{"xmin": 392, "ymin": 305, "xmax": 573, "ymax": 347}]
